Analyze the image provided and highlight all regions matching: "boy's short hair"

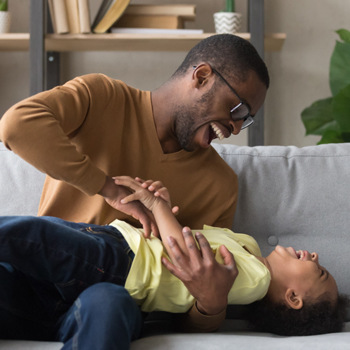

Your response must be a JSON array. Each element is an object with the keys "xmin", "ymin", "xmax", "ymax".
[{"xmin": 247, "ymin": 293, "xmax": 350, "ymax": 336}]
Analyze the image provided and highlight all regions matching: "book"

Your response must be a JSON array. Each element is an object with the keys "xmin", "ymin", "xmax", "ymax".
[
  {"xmin": 92, "ymin": 0, "xmax": 131, "ymax": 34},
  {"xmin": 52, "ymin": 0, "xmax": 69, "ymax": 34},
  {"xmin": 48, "ymin": 0, "xmax": 57, "ymax": 33},
  {"xmin": 110, "ymin": 28, "xmax": 204, "ymax": 35},
  {"xmin": 114, "ymin": 15, "xmax": 185, "ymax": 30},
  {"xmin": 78, "ymin": 0, "xmax": 91, "ymax": 33},
  {"xmin": 91, "ymin": 0, "xmax": 113, "ymax": 31},
  {"xmin": 124, "ymin": 4, "xmax": 196, "ymax": 20},
  {"xmin": 65, "ymin": 0, "xmax": 80, "ymax": 34}
]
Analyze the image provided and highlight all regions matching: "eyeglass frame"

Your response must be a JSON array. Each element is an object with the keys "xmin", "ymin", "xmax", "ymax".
[{"xmin": 192, "ymin": 65, "xmax": 255, "ymax": 130}]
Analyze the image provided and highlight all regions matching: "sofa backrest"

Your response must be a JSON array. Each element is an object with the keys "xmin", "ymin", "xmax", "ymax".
[
  {"xmin": 0, "ymin": 142, "xmax": 45, "ymax": 216},
  {"xmin": 1, "ymin": 141, "xmax": 349, "ymax": 298},
  {"xmin": 213, "ymin": 143, "xmax": 350, "ymax": 297}
]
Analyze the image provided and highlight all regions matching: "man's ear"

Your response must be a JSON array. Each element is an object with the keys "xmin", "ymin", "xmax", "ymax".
[
  {"xmin": 192, "ymin": 63, "xmax": 213, "ymax": 88},
  {"xmin": 285, "ymin": 288, "xmax": 303, "ymax": 310}
]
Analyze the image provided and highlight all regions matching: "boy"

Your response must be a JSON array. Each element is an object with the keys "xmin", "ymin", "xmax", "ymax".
[{"xmin": 0, "ymin": 177, "xmax": 347, "ymax": 339}]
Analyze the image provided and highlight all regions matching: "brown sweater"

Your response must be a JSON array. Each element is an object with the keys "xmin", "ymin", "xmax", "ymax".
[{"xmin": 0, "ymin": 73, "xmax": 238, "ymax": 331}]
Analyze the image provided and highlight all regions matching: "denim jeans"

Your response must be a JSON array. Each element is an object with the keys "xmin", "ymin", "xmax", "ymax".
[{"xmin": 0, "ymin": 216, "xmax": 143, "ymax": 349}]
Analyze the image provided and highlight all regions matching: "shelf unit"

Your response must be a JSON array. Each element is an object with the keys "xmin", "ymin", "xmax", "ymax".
[
  {"xmin": 0, "ymin": 33, "xmax": 285, "ymax": 52},
  {"xmin": 0, "ymin": 0, "xmax": 285, "ymax": 146}
]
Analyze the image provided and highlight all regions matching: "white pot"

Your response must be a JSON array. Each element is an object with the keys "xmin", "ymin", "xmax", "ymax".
[
  {"xmin": 213, "ymin": 12, "xmax": 242, "ymax": 34},
  {"xmin": 0, "ymin": 11, "xmax": 11, "ymax": 33}
]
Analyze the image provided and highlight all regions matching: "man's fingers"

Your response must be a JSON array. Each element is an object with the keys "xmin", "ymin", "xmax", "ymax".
[
  {"xmin": 114, "ymin": 176, "xmax": 140, "ymax": 191},
  {"xmin": 161, "ymin": 256, "xmax": 184, "ymax": 280},
  {"xmin": 195, "ymin": 232, "xmax": 215, "ymax": 261},
  {"xmin": 166, "ymin": 236, "xmax": 188, "ymax": 267},
  {"xmin": 182, "ymin": 227, "xmax": 201, "ymax": 260}
]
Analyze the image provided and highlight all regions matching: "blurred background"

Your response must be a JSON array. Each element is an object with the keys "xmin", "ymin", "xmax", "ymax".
[{"xmin": 1, "ymin": 0, "xmax": 349, "ymax": 147}]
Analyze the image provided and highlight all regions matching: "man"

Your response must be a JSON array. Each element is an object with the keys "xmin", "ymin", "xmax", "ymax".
[{"xmin": 0, "ymin": 34, "xmax": 269, "ymax": 349}]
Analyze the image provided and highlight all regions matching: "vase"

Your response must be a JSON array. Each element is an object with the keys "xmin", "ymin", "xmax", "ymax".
[
  {"xmin": 0, "ymin": 11, "xmax": 11, "ymax": 33},
  {"xmin": 213, "ymin": 12, "xmax": 242, "ymax": 34}
]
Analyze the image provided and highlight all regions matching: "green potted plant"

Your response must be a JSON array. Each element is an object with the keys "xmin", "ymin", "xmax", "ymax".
[
  {"xmin": 0, "ymin": 0, "xmax": 10, "ymax": 33},
  {"xmin": 301, "ymin": 29, "xmax": 350, "ymax": 144},
  {"xmin": 214, "ymin": 0, "xmax": 242, "ymax": 34}
]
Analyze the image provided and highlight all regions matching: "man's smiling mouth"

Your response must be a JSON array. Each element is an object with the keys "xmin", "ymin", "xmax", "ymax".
[{"xmin": 210, "ymin": 122, "xmax": 225, "ymax": 141}]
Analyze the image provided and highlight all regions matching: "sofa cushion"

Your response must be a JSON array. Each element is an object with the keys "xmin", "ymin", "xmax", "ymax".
[
  {"xmin": 0, "ymin": 142, "xmax": 45, "ymax": 216},
  {"xmin": 212, "ymin": 143, "xmax": 350, "ymax": 298}
]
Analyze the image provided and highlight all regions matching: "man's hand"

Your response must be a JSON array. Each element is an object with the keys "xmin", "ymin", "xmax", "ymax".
[
  {"xmin": 161, "ymin": 227, "xmax": 238, "ymax": 315},
  {"xmin": 98, "ymin": 175, "xmax": 159, "ymax": 238}
]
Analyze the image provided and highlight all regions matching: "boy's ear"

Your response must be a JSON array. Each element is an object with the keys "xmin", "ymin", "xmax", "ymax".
[
  {"xmin": 285, "ymin": 288, "xmax": 303, "ymax": 310},
  {"xmin": 192, "ymin": 63, "xmax": 213, "ymax": 87}
]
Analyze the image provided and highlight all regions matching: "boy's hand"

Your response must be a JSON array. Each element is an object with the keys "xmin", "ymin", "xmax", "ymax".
[
  {"xmin": 113, "ymin": 176, "xmax": 179, "ymax": 215},
  {"xmin": 98, "ymin": 175, "xmax": 159, "ymax": 238},
  {"xmin": 114, "ymin": 176, "xmax": 170, "ymax": 212}
]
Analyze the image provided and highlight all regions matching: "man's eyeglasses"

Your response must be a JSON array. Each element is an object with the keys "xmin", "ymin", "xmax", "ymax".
[{"xmin": 193, "ymin": 66, "xmax": 254, "ymax": 130}]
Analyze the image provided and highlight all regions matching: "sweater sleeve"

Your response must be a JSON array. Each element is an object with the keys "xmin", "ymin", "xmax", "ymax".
[
  {"xmin": 173, "ymin": 302, "xmax": 226, "ymax": 333},
  {"xmin": 0, "ymin": 75, "xmax": 107, "ymax": 196}
]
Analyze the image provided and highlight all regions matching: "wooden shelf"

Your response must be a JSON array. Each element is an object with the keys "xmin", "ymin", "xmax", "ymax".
[{"xmin": 0, "ymin": 33, "xmax": 286, "ymax": 52}]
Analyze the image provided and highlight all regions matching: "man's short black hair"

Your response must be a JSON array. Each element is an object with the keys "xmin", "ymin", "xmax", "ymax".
[
  {"xmin": 172, "ymin": 34, "xmax": 269, "ymax": 88},
  {"xmin": 246, "ymin": 293, "xmax": 350, "ymax": 336}
]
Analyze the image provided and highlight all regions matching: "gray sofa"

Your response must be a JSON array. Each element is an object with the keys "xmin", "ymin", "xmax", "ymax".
[{"xmin": 0, "ymin": 141, "xmax": 349, "ymax": 349}]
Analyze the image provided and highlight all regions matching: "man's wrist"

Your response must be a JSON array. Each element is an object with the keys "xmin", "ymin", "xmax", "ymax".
[
  {"xmin": 196, "ymin": 299, "xmax": 227, "ymax": 316},
  {"xmin": 97, "ymin": 175, "xmax": 115, "ymax": 198}
]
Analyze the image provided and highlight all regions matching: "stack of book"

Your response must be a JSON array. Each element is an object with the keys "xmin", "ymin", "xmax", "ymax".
[
  {"xmin": 48, "ymin": 0, "xmax": 91, "ymax": 34},
  {"xmin": 92, "ymin": 2, "xmax": 202, "ymax": 35}
]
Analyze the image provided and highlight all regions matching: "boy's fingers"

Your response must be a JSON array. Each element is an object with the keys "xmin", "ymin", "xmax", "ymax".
[
  {"xmin": 149, "ymin": 181, "xmax": 164, "ymax": 191},
  {"xmin": 142, "ymin": 180, "xmax": 154, "ymax": 188},
  {"xmin": 135, "ymin": 177, "xmax": 145, "ymax": 184},
  {"xmin": 219, "ymin": 245, "xmax": 236, "ymax": 269},
  {"xmin": 120, "ymin": 193, "xmax": 138, "ymax": 204},
  {"xmin": 171, "ymin": 206, "xmax": 179, "ymax": 216}
]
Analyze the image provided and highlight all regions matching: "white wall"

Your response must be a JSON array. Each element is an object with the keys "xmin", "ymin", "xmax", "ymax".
[{"xmin": 1, "ymin": 0, "xmax": 349, "ymax": 147}]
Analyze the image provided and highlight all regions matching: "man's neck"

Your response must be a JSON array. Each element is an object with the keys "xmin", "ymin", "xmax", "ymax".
[{"xmin": 151, "ymin": 84, "xmax": 183, "ymax": 154}]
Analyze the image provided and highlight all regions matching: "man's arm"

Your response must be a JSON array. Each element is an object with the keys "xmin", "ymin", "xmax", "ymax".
[
  {"xmin": 115, "ymin": 176, "xmax": 238, "ymax": 331},
  {"xmin": 0, "ymin": 75, "xmax": 158, "ymax": 236}
]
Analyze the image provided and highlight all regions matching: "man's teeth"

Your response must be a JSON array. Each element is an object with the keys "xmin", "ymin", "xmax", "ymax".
[
  {"xmin": 210, "ymin": 123, "xmax": 224, "ymax": 141},
  {"xmin": 297, "ymin": 250, "xmax": 302, "ymax": 259}
]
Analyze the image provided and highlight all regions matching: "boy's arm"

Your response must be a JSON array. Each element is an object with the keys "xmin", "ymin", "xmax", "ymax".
[{"xmin": 115, "ymin": 176, "xmax": 188, "ymax": 262}]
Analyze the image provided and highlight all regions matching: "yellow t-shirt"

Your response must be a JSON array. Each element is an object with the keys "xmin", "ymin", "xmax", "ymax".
[{"xmin": 110, "ymin": 219, "xmax": 271, "ymax": 313}]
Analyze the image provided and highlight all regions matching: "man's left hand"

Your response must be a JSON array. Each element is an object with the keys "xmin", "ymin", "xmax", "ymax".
[{"xmin": 161, "ymin": 227, "xmax": 238, "ymax": 315}]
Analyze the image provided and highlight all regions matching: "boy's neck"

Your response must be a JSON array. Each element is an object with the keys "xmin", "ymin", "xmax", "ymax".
[{"xmin": 254, "ymin": 255, "xmax": 273, "ymax": 277}]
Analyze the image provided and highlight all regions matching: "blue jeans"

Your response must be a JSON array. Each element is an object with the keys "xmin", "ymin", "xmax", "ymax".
[{"xmin": 0, "ymin": 216, "xmax": 143, "ymax": 349}]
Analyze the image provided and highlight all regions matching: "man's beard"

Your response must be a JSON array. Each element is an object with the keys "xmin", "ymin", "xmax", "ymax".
[
  {"xmin": 174, "ymin": 106, "xmax": 198, "ymax": 152},
  {"xmin": 174, "ymin": 87, "xmax": 217, "ymax": 152}
]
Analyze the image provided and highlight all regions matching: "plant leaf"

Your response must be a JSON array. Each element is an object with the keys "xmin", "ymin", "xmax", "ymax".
[
  {"xmin": 332, "ymin": 84, "xmax": 350, "ymax": 132},
  {"xmin": 317, "ymin": 130, "xmax": 344, "ymax": 145},
  {"xmin": 330, "ymin": 40, "xmax": 350, "ymax": 96},
  {"xmin": 336, "ymin": 29, "xmax": 350, "ymax": 43},
  {"xmin": 341, "ymin": 132, "xmax": 350, "ymax": 142},
  {"xmin": 0, "ymin": 0, "xmax": 8, "ymax": 11},
  {"xmin": 301, "ymin": 97, "xmax": 340, "ymax": 135}
]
